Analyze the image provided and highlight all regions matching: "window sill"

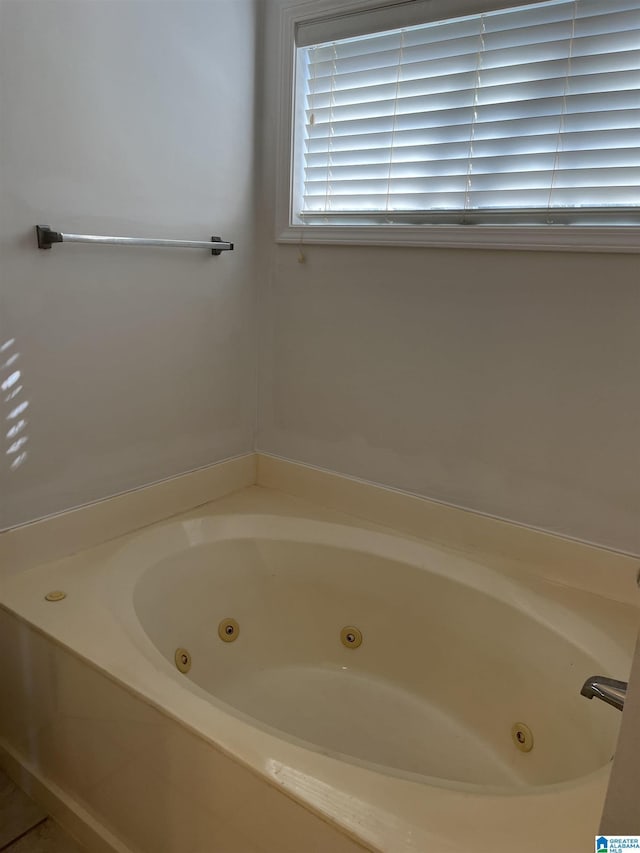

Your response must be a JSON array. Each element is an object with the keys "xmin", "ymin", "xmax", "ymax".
[{"xmin": 277, "ymin": 224, "xmax": 640, "ymax": 254}]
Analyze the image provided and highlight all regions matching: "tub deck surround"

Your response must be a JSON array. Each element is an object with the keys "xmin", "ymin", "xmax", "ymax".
[
  {"xmin": 257, "ymin": 455, "xmax": 640, "ymax": 606},
  {"xmin": 2, "ymin": 451, "xmax": 637, "ymax": 601},
  {"xmin": 0, "ymin": 453, "xmax": 257, "ymax": 577},
  {"xmin": 0, "ymin": 483, "xmax": 638, "ymax": 853}
]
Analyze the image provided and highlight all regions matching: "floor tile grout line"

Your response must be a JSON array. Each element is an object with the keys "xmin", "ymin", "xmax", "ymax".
[{"xmin": 0, "ymin": 817, "xmax": 49, "ymax": 852}]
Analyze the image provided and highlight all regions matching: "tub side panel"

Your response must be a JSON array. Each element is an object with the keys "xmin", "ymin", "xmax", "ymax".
[{"xmin": 0, "ymin": 608, "xmax": 369, "ymax": 853}]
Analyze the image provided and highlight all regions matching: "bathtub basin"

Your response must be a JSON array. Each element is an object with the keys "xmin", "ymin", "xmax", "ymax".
[{"xmin": 130, "ymin": 515, "xmax": 622, "ymax": 792}]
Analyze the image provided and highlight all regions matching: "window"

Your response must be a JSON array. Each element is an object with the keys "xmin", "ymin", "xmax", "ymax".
[{"xmin": 279, "ymin": 0, "xmax": 640, "ymax": 251}]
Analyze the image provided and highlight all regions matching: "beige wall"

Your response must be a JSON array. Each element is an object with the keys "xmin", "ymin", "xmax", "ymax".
[
  {"xmin": 2, "ymin": 0, "xmax": 638, "ymax": 559},
  {"xmin": 257, "ymin": 0, "xmax": 640, "ymax": 556},
  {"xmin": 0, "ymin": 0, "xmax": 258, "ymax": 529}
]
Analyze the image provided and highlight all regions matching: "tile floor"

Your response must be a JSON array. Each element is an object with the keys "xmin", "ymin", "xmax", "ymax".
[{"xmin": 0, "ymin": 770, "xmax": 86, "ymax": 853}]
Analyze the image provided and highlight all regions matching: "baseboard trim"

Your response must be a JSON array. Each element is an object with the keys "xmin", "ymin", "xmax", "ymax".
[{"xmin": 0, "ymin": 740, "xmax": 132, "ymax": 853}]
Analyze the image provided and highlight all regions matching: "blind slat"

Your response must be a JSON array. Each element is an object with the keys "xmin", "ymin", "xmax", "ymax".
[
  {"xmin": 304, "ymin": 148, "xmax": 640, "ymax": 183},
  {"xmin": 304, "ymin": 110, "xmax": 640, "ymax": 156},
  {"xmin": 307, "ymin": 29, "xmax": 640, "ymax": 96},
  {"xmin": 302, "ymin": 186, "xmax": 640, "ymax": 210},
  {"xmin": 303, "ymin": 167, "xmax": 640, "ymax": 197},
  {"xmin": 304, "ymin": 130, "xmax": 640, "ymax": 168},
  {"xmin": 307, "ymin": 70, "xmax": 640, "ymax": 126},
  {"xmin": 306, "ymin": 94, "xmax": 639, "ymax": 144},
  {"xmin": 306, "ymin": 50, "xmax": 640, "ymax": 110}
]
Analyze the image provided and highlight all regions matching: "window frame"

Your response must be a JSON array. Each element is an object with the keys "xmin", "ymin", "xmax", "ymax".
[{"xmin": 275, "ymin": 0, "xmax": 640, "ymax": 253}]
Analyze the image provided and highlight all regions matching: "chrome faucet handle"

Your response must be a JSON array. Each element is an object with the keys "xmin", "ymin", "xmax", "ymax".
[{"xmin": 580, "ymin": 676, "xmax": 628, "ymax": 711}]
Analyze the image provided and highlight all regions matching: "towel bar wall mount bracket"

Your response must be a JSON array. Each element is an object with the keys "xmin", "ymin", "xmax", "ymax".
[{"xmin": 35, "ymin": 225, "xmax": 233, "ymax": 256}]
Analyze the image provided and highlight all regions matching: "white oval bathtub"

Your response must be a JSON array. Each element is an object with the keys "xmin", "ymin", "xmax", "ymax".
[
  {"xmin": 4, "ymin": 489, "xmax": 636, "ymax": 853},
  {"xmin": 127, "ymin": 514, "xmax": 624, "ymax": 793}
]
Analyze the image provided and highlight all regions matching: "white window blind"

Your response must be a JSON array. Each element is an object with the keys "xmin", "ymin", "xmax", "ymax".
[{"xmin": 294, "ymin": 0, "xmax": 640, "ymax": 225}]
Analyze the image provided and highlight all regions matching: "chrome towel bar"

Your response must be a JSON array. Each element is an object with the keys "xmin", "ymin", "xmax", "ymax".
[{"xmin": 36, "ymin": 225, "xmax": 233, "ymax": 255}]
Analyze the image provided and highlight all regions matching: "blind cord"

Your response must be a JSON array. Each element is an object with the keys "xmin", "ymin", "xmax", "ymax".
[
  {"xmin": 464, "ymin": 15, "xmax": 487, "ymax": 215},
  {"xmin": 384, "ymin": 30, "xmax": 406, "ymax": 218},
  {"xmin": 547, "ymin": 0, "xmax": 578, "ymax": 214}
]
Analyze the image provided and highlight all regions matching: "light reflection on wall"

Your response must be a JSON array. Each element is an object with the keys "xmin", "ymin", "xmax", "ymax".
[{"xmin": 1, "ymin": 338, "xmax": 29, "ymax": 471}]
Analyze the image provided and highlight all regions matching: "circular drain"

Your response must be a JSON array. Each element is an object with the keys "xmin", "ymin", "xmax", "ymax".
[
  {"xmin": 340, "ymin": 626, "xmax": 363, "ymax": 649},
  {"xmin": 174, "ymin": 648, "xmax": 192, "ymax": 673},
  {"xmin": 511, "ymin": 722, "xmax": 534, "ymax": 752},
  {"xmin": 218, "ymin": 618, "xmax": 239, "ymax": 643},
  {"xmin": 44, "ymin": 591, "xmax": 67, "ymax": 602}
]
